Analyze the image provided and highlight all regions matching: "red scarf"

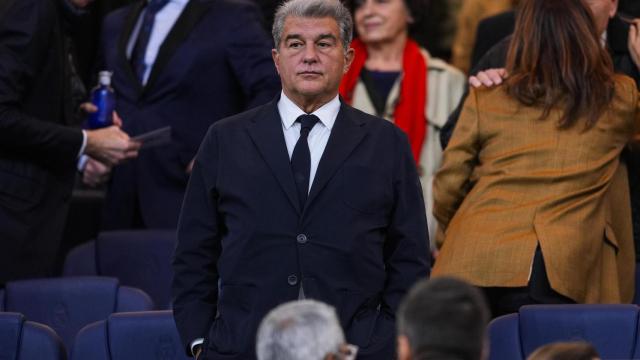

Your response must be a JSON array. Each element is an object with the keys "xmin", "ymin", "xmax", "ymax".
[{"xmin": 340, "ymin": 38, "xmax": 427, "ymax": 164}]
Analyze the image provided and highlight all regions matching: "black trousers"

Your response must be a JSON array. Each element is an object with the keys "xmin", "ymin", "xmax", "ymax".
[{"xmin": 481, "ymin": 247, "xmax": 574, "ymax": 318}]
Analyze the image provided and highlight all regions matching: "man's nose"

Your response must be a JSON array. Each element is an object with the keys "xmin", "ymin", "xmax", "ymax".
[{"xmin": 302, "ymin": 44, "xmax": 319, "ymax": 63}]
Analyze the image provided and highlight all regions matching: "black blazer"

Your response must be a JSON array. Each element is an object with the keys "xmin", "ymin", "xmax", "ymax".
[
  {"xmin": 0, "ymin": 0, "xmax": 83, "ymax": 283},
  {"xmin": 98, "ymin": 0, "xmax": 281, "ymax": 229},
  {"xmin": 172, "ymin": 98, "xmax": 431, "ymax": 359}
]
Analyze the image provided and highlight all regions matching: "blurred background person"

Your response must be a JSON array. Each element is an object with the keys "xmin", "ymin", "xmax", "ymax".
[
  {"xmin": 340, "ymin": 0, "xmax": 465, "ymax": 246},
  {"xmin": 397, "ymin": 277, "xmax": 490, "ymax": 360},
  {"xmin": 450, "ymin": 0, "xmax": 520, "ymax": 74},
  {"xmin": 527, "ymin": 342, "xmax": 601, "ymax": 360},
  {"xmin": 83, "ymin": 0, "xmax": 280, "ymax": 230},
  {"xmin": 0, "ymin": 0, "xmax": 138, "ymax": 285},
  {"xmin": 432, "ymin": 0, "xmax": 639, "ymax": 316},
  {"xmin": 256, "ymin": 300, "xmax": 356, "ymax": 360}
]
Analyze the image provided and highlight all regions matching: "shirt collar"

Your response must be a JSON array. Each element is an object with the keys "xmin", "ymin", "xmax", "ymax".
[{"xmin": 278, "ymin": 91, "xmax": 340, "ymax": 131}]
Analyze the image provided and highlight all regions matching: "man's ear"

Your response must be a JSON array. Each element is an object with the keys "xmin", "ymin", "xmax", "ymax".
[
  {"xmin": 343, "ymin": 47, "xmax": 355, "ymax": 74},
  {"xmin": 272, "ymin": 49, "xmax": 281, "ymax": 75},
  {"xmin": 398, "ymin": 335, "xmax": 412, "ymax": 360}
]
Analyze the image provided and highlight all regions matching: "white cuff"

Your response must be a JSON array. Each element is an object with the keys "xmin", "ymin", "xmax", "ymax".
[
  {"xmin": 190, "ymin": 338, "xmax": 204, "ymax": 356},
  {"xmin": 78, "ymin": 130, "xmax": 88, "ymax": 157},
  {"xmin": 77, "ymin": 155, "xmax": 89, "ymax": 172}
]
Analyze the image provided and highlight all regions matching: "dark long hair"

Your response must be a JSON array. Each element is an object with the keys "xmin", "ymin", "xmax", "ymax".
[{"xmin": 505, "ymin": 0, "xmax": 614, "ymax": 129}]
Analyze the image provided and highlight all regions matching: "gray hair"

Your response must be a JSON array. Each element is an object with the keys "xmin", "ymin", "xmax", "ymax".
[
  {"xmin": 256, "ymin": 300, "xmax": 345, "ymax": 360},
  {"xmin": 272, "ymin": 0, "xmax": 353, "ymax": 52}
]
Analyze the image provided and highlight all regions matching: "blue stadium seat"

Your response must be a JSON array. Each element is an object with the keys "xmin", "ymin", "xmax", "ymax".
[
  {"xmin": 63, "ymin": 230, "xmax": 176, "ymax": 309},
  {"xmin": 72, "ymin": 310, "xmax": 189, "ymax": 360},
  {"xmin": 0, "ymin": 312, "xmax": 66, "ymax": 360},
  {"xmin": 0, "ymin": 276, "xmax": 153, "ymax": 353},
  {"xmin": 488, "ymin": 304, "xmax": 640, "ymax": 360}
]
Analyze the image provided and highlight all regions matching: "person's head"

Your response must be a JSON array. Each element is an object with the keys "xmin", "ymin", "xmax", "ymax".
[
  {"xmin": 349, "ymin": 0, "xmax": 427, "ymax": 45},
  {"xmin": 583, "ymin": 0, "xmax": 619, "ymax": 35},
  {"xmin": 397, "ymin": 277, "xmax": 490, "ymax": 360},
  {"xmin": 505, "ymin": 0, "xmax": 615, "ymax": 129},
  {"xmin": 527, "ymin": 341, "xmax": 601, "ymax": 360},
  {"xmin": 256, "ymin": 300, "xmax": 354, "ymax": 360},
  {"xmin": 272, "ymin": 0, "xmax": 355, "ymax": 111}
]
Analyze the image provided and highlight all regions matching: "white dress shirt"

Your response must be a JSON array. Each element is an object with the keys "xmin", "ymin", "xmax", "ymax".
[
  {"xmin": 127, "ymin": 0, "xmax": 189, "ymax": 85},
  {"xmin": 277, "ymin": 91, "xmax": 340, "ymax": 192}
]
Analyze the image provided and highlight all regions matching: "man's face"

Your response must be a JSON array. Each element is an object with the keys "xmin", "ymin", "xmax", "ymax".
[
  {"xmin": 583, "ymin": 0, "xmax": 619, "ymax": 35},
  {"xmin": 272, "ymin": 16, "xmax": 354, "ymax": 105}
]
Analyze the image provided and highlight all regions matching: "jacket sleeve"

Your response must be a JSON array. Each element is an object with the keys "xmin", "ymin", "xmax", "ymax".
[
  {"xmin": 0, "ymin": 0, "xmax": 83, "ymax": 165},
  {"xmin": 433, "ymin": 88, "xmax": 481, "ymax": 232},
  {"xmin": 172, "ymin": 125, "xmax": 222, "ymax": 355},
  {"xmin": 224, "ymin": 1, "xmax": 280, "ymax": 109}
]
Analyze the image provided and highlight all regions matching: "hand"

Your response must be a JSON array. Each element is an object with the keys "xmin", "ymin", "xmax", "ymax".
[
  {"xmin": 194, "ymin": 346, "xmax": 202, "ymax": 360},
  {"xmin": 628, "ymin": 19, "xmax": 640, "ymax": 70},
  {"xmin": 468, "ymin": 68, "xmax": 508, "ymax": 88},
  {"xmin": 85, "ymin": 126, "xmax": 141, "ymax": 167},
  {"xmin": 82, "ymin": 157, "xmax": 112, "ymax": 187},
  {"xmin": 79, "ymin": 102, "xmax": 98, "ymax": 114},
  {"xmin": 186, "ymin": 159, "xmax": 195, "ymax": 174}
]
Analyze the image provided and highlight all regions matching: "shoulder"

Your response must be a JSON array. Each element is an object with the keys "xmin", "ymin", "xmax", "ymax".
[
  {"xmin": 207, "ymin": 0, "xmax": 261, "ymax": 16},
  {"xmin": 342, "ymin": 103, "xmax": 408, "ymax": 139},
  {"xmin": 211, "ymin": 100, "xmax": 275, "ymax": 131},
  {"xmin": 103, "ymin": 3, "xmax": 138, "ymax": 25},
  {"xmin": 421, "ymin": 49, "xmax": 466, "ymax": 83},
  {"xmin": 611, "ymin": 73, "xmax": 638, "ymax": 112}
]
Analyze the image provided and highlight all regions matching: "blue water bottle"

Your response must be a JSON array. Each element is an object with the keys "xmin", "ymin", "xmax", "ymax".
[{"xmin": 87, "ymin": 71, "xmax": 115, "ymax": 129}]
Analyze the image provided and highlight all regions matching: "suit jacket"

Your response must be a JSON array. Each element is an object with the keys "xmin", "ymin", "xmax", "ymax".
[
  {"xmin": 172, "ymin": 98, "xmax": 430, "ymax": 359},
  {"xmin": 0, "ymin": 0, "xmax": 84, "ymax": 283},
  {"xmin": 432, "ymin": 75, "xmax": 639, "ymax": 303},
  {"xmin": 99, "ymin": 0, "xmax": 280, "ymax": 229}
]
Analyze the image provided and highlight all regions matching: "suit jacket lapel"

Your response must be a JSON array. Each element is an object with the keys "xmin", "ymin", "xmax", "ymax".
[
  {"xmin": 306, "ymin": 103, "xmax": 367, "ymax": 209},
  {"xmin": 117, "ymin": 0, "xmax": 145, "ymax": 95},
  {"xmin": 143, "ymin": 0, "xmax": 212, "ymax": 94},
  {"xmin": 247, "ymin": 99, "xmax": 302, "ymax": 214}
]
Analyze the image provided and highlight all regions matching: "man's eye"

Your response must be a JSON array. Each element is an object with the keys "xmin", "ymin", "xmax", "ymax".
[
  {"xmin": 288, "ymin": 42, "xmax": 303, "ymax": 48},
  {"xmin": 317, "ymin": 42, "xmax": 331, "ymax": 48}
]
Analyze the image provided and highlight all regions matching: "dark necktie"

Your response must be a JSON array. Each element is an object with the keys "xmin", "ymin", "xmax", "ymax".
[
  {"xmin": 130, "ymin": 0, "xmax": 170, "ymax": 83},
  {"xmin": 291, "ymin": 114, "xmax": 319, "ymax": 209}
]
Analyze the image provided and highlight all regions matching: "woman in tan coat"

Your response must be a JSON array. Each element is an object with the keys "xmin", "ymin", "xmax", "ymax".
[{"xmin": 432, "ymin": 0, "xmax": 639, "ymax": 316}]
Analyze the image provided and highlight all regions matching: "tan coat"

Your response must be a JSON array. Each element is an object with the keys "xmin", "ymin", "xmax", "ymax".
[
  {"xmin": 432, "ymin": 75, "xmax": 639, "ymax": 303},
  {"xmin": 350, "ymin": 49, "xmax": 466, "ymax": 247}
]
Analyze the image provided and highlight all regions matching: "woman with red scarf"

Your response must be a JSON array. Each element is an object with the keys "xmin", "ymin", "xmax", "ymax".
[{"xmin": 340, "ymin": 0, "xmax": 465, "ymax": 247}]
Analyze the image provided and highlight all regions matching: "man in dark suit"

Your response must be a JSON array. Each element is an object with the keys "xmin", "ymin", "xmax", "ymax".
[
  {"xmin": 87, "ymin": 0, "xmax": 281, "ymax": 229},
  {"xmin": 0, "ymin": 0, "xmax": 139, "ymax": 285},
  {"xmin": 172, "ymin": 0, "xmax": 430, "ymax": 358}
]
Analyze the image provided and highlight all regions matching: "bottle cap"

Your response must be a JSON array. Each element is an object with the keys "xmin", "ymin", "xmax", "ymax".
[{"xmin": 98, "ymin": 71, "xmax": 113, "ymax": 86}]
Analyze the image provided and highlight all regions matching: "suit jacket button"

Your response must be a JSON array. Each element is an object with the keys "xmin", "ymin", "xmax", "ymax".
[
  {"xmin": 287, "ymin": 275, "xmax": 298, "ymax": 286},
  {"xmin": 296, "ymin": 234, "xmax": 308, "ymax": 244}
]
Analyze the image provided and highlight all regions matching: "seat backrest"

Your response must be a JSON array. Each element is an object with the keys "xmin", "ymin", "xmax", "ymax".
[
  {"xmin": 488, "ymin": 304, "xmax": 640, "ymax": 360},
  {"xmin": 1, "ymin": 276, "xmax": 153, "ymax": 352},
  {"xmin": 63, "ymin": 230, "xmax": 176, "ymax": 309},
  {"xmin": 72, "ymin": 310, "xmax": 190, "ymax": 360},
  {"xmin": 0, "ymin": 312, "xmax": 66, "ymax": 360},
  {"xmin": 62, "ymin": 241, "xmax": 97, "ymax": 276}
]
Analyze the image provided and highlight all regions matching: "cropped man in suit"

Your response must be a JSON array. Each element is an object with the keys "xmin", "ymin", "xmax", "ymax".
[
  {"xmin": 172, "ymin": 0, "xmax": 430, "ymax": 358},
  {"xmin": 86, "ymin": 0, "xmax": 281, "ymax": 229},
  {"xmin": 0, "ymin": 0, "xmax": 139, "ymax": 285}
]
